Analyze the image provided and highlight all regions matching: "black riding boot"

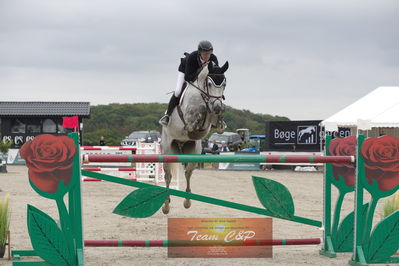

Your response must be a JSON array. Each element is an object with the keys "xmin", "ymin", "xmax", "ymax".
[{"xmin": 159, "ymin": 95, "xmax": 179, "ymax": 126}]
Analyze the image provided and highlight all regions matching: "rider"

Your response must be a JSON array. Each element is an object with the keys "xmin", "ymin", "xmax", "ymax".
[{"xmin": 159, "ymin": 40, "xmax": 219, "ymax": 126}]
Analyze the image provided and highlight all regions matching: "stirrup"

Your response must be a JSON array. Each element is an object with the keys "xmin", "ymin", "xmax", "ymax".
[{"xmin": 159, "ymin": 115, "xmax": 170, "ymax": 126}]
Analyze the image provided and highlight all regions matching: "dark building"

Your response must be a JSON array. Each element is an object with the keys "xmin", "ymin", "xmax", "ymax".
[{"xmin": 0, "ymin": 102, "xmax": 90, "ymax": 148}]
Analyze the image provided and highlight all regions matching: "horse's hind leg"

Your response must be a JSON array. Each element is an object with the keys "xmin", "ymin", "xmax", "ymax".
[
  {"xmin": 183, "ymin": 163, "xmax": 196, "ymax": 209},
  {"xmin": 162, "ymin": 163, "xmax": 172, "ymax": 214}
]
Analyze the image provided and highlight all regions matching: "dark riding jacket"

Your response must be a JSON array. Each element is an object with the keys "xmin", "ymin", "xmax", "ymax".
[{"xmin": 178, "ymin": 51, "xmax": 219, "ymax": 82}]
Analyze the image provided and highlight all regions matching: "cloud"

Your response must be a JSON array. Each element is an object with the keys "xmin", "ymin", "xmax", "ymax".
[{"xmin": 0, "ymin": 0, "xmax": 399, "ymax": 120}]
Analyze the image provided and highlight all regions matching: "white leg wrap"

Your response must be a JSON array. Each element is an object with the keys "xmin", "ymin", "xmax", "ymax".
[{"xmin": 174, "ymin": 71, "xmax": 185, "ymax": 97}]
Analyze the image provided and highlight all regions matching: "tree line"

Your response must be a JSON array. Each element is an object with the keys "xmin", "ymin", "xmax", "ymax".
[{"xmin": 82, "ymin": 103, "xmax": 289, "ymax": 146}]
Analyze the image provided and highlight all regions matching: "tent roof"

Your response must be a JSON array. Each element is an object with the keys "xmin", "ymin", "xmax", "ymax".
[
  {"xmin": 370, "ymin": 103, "xmax": 399, "ymax": 127},
  {"xmin": 321, "ymin": 87, "xmax": 399, "ymax": 130}
]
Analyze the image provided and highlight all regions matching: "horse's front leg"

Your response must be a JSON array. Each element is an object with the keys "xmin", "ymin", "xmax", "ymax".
[
  {"xmin": 183, "ymin": 163, "xmax": 196, "ymax": 209},
  {"xmin": 162, "ymin": 163, "xmax": 172, "ymax": 214}
]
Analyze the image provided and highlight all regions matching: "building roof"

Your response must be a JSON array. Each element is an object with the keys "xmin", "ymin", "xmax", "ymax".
[{"xmin": 0, "ymin": 102, "xmax": 90, "ymax": 117}]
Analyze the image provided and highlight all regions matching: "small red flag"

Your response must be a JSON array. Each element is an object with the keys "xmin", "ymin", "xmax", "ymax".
[{"xmin": 62, "ymin": 116, "xmax": 79, "ymax": 128}]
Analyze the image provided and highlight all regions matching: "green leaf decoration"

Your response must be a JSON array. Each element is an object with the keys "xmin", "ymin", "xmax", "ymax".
[
  {"xmin": 113, "ymin": 187, "xmax": 169, "ymax": 218},
  {"xmin": 366, "ymin": 210, "xmax": 399, "ymax": 262},
  {"xmin": 334, "ymin": 211, "xmax": 354, "ymax": 252},
  {"xmin": 252, "ymin": 176, "xmax": 294, "ymax": 219},
  {"xmin": 27, "ymin": 205, "xmax": 72, "ymax": 266},
  {"xmin": 334, "ymin": 203, "xmax": 369, "ymax": 252}
]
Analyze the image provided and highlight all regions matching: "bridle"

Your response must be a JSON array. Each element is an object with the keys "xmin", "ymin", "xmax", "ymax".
[{"xmin": 188, "ymin": 73, "xmax": 226, "ymax": 112}]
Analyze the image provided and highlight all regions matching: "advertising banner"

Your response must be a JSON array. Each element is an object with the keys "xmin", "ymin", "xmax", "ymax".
[
  {"xmin": 265, "ymin": 120, "xmax": 351, "ymax": 152},
  {"xmin": 168, "ymin": 218, "xmax": 272, "ymax": 258}
]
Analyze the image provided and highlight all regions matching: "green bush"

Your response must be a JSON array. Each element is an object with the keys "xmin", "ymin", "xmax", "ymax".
[{"xmin": 0, "ymin": 139, "xmax": 13, "ymax": 155}]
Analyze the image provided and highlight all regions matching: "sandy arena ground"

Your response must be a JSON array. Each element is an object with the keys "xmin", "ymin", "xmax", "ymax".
[{"xmin": 0, "ymin": 165, "xmax": 367, "ymax": 265}]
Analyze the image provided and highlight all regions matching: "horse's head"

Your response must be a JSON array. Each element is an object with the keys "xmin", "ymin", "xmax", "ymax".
[
  {"xmin": 183, "ymin": 61, "xmax": 229, "ymax": 136},
  {"xmin": 206, "ymin": 61, "xmax": 228, "ymax": 115},
  {"xmin": 195, "ymin": 61, "xmax": 228, "ymax": 114}
]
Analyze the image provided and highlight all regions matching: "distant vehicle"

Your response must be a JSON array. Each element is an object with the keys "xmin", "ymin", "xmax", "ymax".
[
  {"xmin": 241, "ymin": 135, "xmax": 266, "ymax": 152},
  {"xmin": 121, "ymin": 130, "xmax": 161, "ymax": 146},
  {"xmin": 208, "ymin": 132, "xmax": 242, "ymax": 151}
]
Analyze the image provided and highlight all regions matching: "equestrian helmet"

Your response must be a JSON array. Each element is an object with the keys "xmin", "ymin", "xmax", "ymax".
[{"xmin": 198, "ymin": 40, "xmax": 213, "ymax": 54}]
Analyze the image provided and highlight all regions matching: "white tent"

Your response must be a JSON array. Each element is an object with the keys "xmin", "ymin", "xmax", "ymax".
[
  {"xmin": 321, "ymin": 87, "xmax": 399, "ymax": 131},
  {"xmin": 370, "ymin": 103, "xmax": 399, "ymax": 128}
]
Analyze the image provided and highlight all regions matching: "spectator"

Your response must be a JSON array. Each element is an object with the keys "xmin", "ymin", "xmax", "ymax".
[
  {"xmin": 220, "ymin": 141, "xmax": 230, "ymax": 152},
  {"xmin": 211, "ymin": 140, "xmax": 220, "ymax": 155},
  {"xmin": 99, "ymin": 136, "xmax": 106, "ymax": 146}
]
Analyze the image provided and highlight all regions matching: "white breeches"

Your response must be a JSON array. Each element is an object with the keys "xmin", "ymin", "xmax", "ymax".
[{"xmin": 174, "ymin": 71, "xmax": 185, "ymax": 97}]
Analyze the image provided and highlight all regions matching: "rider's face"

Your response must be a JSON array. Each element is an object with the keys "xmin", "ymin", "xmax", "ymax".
[{"xmin": 200, "ymin": 53, "xmax": 211, "ymax": 62}]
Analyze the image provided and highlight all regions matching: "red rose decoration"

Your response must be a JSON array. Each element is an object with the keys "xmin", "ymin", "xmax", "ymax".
[
  {"xmin": 361, "ymin": 136, "xmax": 399, "ymax": 191},
  {"xmin": 20, "ymin": 134, "xmax": 77, "ymax": 193},
  {"xmin": 328, "ymin": 136, "xmax": 357, "ymax": 187}
]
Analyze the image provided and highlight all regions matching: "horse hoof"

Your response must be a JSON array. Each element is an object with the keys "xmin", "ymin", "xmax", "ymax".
[
  {"xmin": 184, "ymin": 199, "xmax": 191, "ymax": 209},
  {"xmin": 162, "ymin": 203, "xmax": 170, "ymax": 214}
]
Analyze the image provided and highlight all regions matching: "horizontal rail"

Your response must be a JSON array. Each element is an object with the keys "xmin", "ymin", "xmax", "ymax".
[
  {"xmin": 84, "ymin": 238, "xmax": 321, "ymax": 247},
  {"xmin": 81, "ymin": 146, "xmax": 138, "ymax": 151},
  {"xmin": 83, "ymin": 178, "xmax": 137, "ymax": 182},
  {"xmin": 81, "ymin": 146, "xmax": 156, "ymax": 151},
  {"xmin": 260, "ymin": 163, "xmax": 323, "ymax": 166},
  {"xmin": 82, "ymin": 168, "xmax": 138, "ymax": 172},
  {"xmin": 83, "ymin": 154, "xmax": 355, "ymax": 164}
]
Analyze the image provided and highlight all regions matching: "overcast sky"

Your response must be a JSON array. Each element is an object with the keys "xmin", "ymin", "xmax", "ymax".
[{"xmin": 1, "ymin": 0, "xmax": 398, "ymax": 120}]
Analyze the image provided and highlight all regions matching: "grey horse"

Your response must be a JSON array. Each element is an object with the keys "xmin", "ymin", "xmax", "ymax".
[{"xmin": 160, "ymin": 61, "xmax": 229, "ymax": 214}]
